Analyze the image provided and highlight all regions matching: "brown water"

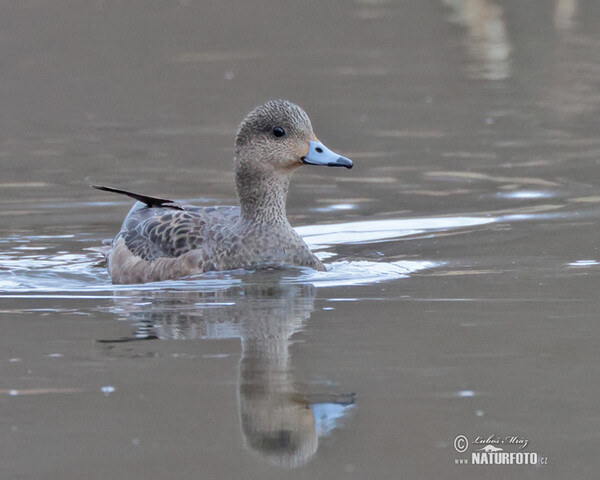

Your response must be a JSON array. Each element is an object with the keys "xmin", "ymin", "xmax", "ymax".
[{"xmin": 2, "ymin": 1, "xmax": 600, "ymax": 478}]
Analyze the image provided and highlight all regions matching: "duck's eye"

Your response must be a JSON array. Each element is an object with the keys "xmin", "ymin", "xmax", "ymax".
[{"xmin": 272, "ymin": 126, "xmax": 286, "ymax": 138}]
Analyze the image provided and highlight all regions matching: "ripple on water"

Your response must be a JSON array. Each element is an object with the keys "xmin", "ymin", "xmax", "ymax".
[
  {"xmin": 0, "ymin": 215, "xmax": 496, "ymax": 294},
  {"xmin": 296, "ymin": 216, "xmax": 495, "ymax": 247}
]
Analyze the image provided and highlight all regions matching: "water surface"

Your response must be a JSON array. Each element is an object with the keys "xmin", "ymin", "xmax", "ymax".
[{"xmin": 2, "ymin": 1, "xmax": 600, "ymax": 478}]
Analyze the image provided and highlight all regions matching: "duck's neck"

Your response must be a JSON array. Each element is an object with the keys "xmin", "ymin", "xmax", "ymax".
[{"xmin": 235, "ymin": 166, "xmax": 291, "ymax": 224}]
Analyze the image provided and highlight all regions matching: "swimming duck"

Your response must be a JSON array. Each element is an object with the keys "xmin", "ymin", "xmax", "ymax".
[{"xmin": 94, "ymin": 100, "xmax": 353, "ymax": 284}]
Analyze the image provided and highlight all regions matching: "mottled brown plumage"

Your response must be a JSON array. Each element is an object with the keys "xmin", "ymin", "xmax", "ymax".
[{"xmin": 95, "ymin": 100, "xmax": 352, "ymax": 284}]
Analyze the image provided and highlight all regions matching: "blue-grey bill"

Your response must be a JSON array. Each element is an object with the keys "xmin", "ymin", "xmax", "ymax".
[{"xmin": 301, "ymin": 140, "xmax": 353, "ymax": 169}]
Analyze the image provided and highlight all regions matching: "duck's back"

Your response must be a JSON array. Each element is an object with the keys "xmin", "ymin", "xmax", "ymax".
[{"xmin": 108, "ymin": 202, "xmax": 240, "ymax": 284}]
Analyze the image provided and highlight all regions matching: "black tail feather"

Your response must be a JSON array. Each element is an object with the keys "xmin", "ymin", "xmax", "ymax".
[{"xmin": 91, "ymin": 185, "xmax": 183, "ymax": 210}]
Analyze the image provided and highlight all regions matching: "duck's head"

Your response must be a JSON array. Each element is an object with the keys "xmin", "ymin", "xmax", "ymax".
[{"xmin": 234, "ymin": 100, "xmax": 353, "ymax": 175}]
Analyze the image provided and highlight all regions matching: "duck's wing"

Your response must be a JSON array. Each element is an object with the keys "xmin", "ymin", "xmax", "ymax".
[
  {"xmin": 93, "ymin": 184, "xmax": 228, "ymax": 259},
  {"xmin": 94, "ymin": 185, "xmax": 240, "ymax": 283},
  {"xmin": 110, "ymin": 205, "xmax": 240, "ymax": 283},
  {"xmin": 115, "ymin": 199, "xmax": 239, "ymax": 261}
]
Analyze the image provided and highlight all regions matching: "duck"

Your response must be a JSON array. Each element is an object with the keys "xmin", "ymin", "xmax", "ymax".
[{"xmin": 93, "ymin": 100, "xmax": 353, "ymax": 284}]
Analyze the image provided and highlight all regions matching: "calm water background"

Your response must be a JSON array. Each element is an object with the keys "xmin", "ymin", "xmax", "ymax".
[{"xmin": 2, "ymin": 0, "xmax": 600, "ymax": 478}]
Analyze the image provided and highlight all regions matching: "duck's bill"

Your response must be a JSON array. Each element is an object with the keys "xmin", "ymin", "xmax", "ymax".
[{"xmin": 302, "ymin": 140, "xmax": 353, "ymax": 169}]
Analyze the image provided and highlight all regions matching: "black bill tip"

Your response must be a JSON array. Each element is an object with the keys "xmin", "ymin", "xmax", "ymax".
[
  {"xmin": 332, "ymin": 157, "xmax": 353, "ymax": 169},
  {"xmin": 301, "ymin": 156, "xmax": 353, "ymax": 169}
]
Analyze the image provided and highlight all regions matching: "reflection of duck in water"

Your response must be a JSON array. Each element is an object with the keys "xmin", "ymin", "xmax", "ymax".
[
  {"xmin": 236, "ymin": 284, "xmax": 354, "ymax": 467},
  {"xmin": 102, "ymin": 276, "xmax": 354, "ymax": 468},
  {"xmin": 94, "ymin": 100, "xmax": 352, "ymax": 284}
]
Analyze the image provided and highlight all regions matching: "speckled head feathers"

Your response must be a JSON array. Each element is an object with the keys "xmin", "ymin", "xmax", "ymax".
[
  {"xmin": 234, "ymin": 100, "xmax": 315, "ymax": 174},
  {"xmin": 235, "ymin": 100, "xmax": 312, "ymax": 148}
]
